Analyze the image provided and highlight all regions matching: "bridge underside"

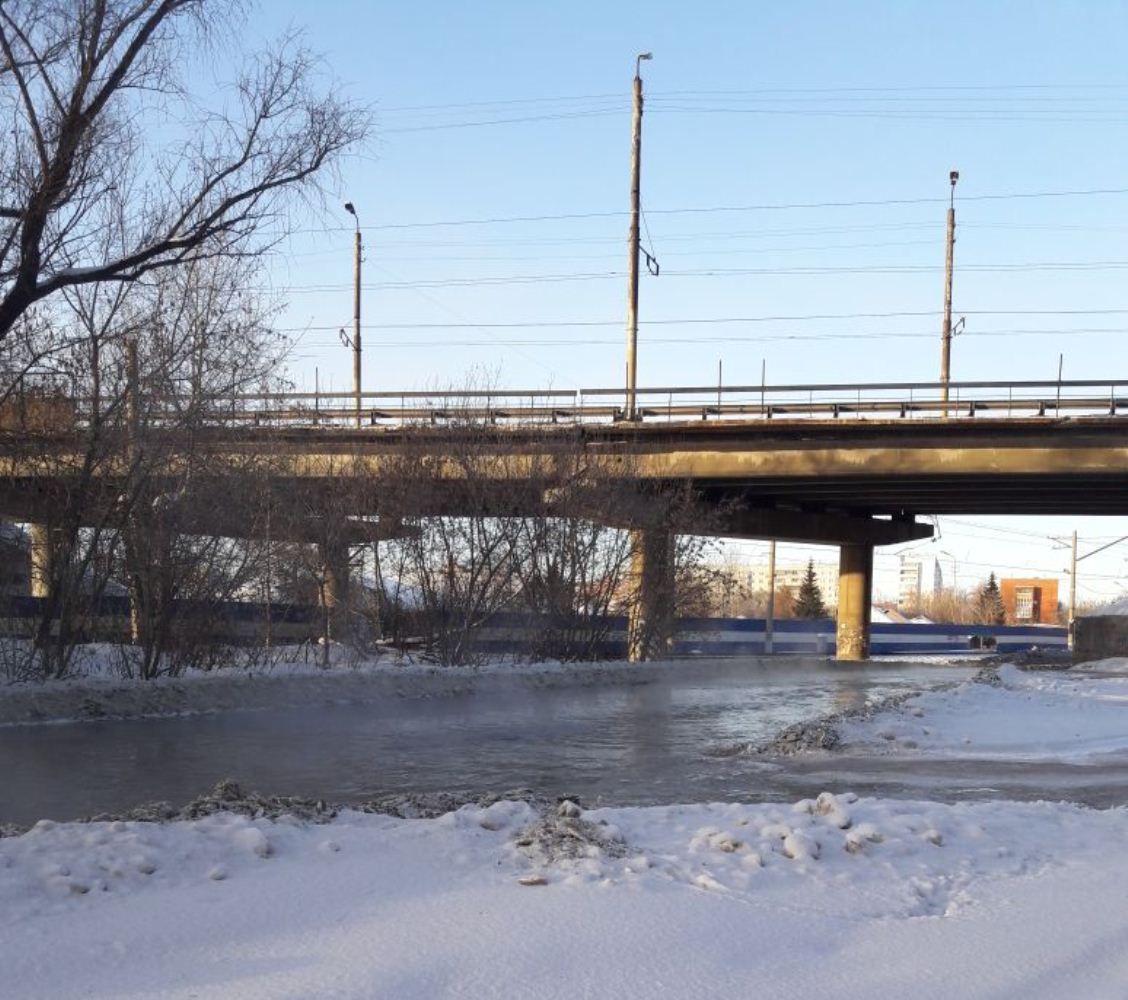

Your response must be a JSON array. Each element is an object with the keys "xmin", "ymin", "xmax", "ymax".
[
  {"xmin": 698, "ymin": 474, "xmax": 1128, "ymax": 516},
  {"xmin": 5, "ymin": 415, "xmax": 1128, "ymax": 661}
]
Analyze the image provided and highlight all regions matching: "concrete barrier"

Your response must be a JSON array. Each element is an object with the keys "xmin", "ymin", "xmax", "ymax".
[{"xmin": 1074, "ymin": 615, "xmax": 1128, "ymax": 661}]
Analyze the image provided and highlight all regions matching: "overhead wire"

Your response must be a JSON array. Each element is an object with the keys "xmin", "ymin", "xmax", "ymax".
[
  {"xmin": 288, "ymin": 185, "xmax": 1128, "ymax": 234},
  {"xmin": 258, "ymin": 259, "xmax": 1128, "ymax": 295},
  {"xmin": 290, "ymin": 327, "xmax": 1128, "ymax": 349}
]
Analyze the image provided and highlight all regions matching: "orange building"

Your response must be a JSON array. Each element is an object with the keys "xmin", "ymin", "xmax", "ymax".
[{"xmin": 1000, "ymin": 578, "xmax": 1060, "ymax": 625}]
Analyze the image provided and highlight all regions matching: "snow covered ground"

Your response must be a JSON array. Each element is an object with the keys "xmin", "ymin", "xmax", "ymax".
[
  {"xmin": 6, "ymin": 663, "xmax": 1128, "ymax": 996},
  {"xmin": 3, "ymin": 793, "xmax": 1128, "ymax": 999},
  {"xmin": 839, "ymin": 664, "xmax": 1128, "ymax": 762}
]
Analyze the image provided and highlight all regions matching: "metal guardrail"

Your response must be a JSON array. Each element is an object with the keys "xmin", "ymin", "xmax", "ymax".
[{"xmin": 23, "ymin": 379, "xmax": 1128, "ymax": 429}]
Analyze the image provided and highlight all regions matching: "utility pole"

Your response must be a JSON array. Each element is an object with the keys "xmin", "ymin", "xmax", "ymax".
[
  {"xmin": 1054, "ymin": 531, "xmax": 1128, "ymax": 649},
  {"xmin": 345, "ymin": 201, "xmax": 362, "ymax": 428},
  {"xmin": 1068, "ymin": 529, "xmax": 1078, "ymax": 648},
  {"xmin": 625, "ymin": 52, "xmax": 651, "ymax": 421},
  {"xmin": 940, "ymin": 170, "xmax": 959, "ymax": 404},
  {"xmin": 765, "ymin": 539, "xmax": 777, "ymax": 654}
]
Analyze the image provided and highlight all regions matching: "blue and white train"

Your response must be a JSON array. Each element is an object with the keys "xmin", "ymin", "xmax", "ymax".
[{"xmin": 472, "ymin": 613, "xmax": 1066, "ymax": 658}]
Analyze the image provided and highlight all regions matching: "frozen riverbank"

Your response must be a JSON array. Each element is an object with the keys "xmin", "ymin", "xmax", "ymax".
[
  {"xmin": 839, "ymin": 663, "xmax": 1128, "ymax": 761},
  {"xmin": 3, "ymin": 791, "xmax": 1128, "ymax": 999}
]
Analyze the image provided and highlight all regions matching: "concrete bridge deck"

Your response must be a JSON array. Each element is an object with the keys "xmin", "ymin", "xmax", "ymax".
[{"xmin": 4, "ymin": 379, "xmax": 1127, "ymax": 660}]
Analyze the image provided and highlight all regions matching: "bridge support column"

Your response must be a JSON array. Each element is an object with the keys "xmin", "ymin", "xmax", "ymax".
[
  {"xmin": 836, "ymin": 542, "xmax": 873, "ymax": 661},
  {"xmin": 627, "ymin": 527, "xmax": 675, "ymax": 662},
  {"xmin": 29, "ymin": 522, "xmax": 59, "ymax": 599},
  {"xmin": 319, "ymin": 540, "xmax": 351, "ymax": 646}
]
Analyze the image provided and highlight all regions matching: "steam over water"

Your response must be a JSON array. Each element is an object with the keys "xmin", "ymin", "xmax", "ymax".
[{"xmin": 7, "ymin": 659, "xmax": 1118, "ymax": 827}]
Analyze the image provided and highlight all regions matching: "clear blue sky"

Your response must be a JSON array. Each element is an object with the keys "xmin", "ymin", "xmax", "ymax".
[{"xmin": 249, "ymin": 1, "xmax": 1128, "ymax": 603}]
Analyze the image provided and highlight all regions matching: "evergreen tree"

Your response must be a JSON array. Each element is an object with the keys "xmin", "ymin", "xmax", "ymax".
[
  {"xmin": 975, "ymin": 572, "xmax": 1006, "ymax": 625},
  {"xmin": 793, "ymin": 560, "xmax": 828, "ymax": 619}
]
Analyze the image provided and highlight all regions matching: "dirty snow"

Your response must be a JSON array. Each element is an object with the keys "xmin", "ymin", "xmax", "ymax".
[
  {"xmin": 840, "ymin": 664, "xmax": 1128, "ymax": 760},
  {"xmin": 3, "ymin": 794, "xmax": 1128, "ymax": 998}
]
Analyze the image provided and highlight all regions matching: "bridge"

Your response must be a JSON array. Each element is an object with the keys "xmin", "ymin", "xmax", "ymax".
[{"xmin": 4, "ymin": 378, "xmax": 1128, "ymax": 660}]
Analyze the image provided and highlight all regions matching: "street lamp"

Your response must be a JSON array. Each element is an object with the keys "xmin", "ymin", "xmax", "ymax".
[{"xmin": 344, "ymin": 202, "xmax": 362, "ymax": 428}]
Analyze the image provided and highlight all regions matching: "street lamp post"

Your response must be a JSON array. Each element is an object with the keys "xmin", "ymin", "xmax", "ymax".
[{"xmin": 344, "ymin": 201, "xmax": 362, "ymax": 428}]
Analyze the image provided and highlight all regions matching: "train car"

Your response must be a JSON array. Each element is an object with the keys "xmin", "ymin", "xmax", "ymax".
[
  {"xmin": 1, "ymin": 600, "xmax": 1065, "ymax": 657},
  {"xmin": 472, "ymin": 613, "xmax": 1066, "ymax": 658}
]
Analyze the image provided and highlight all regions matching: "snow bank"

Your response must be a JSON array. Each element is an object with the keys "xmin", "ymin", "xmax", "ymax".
[
  {"xmin": 839, "ymin": 664, "xmax": 1128, "ymax": 760},
  {"xmin": 1076, "ymin": 656, "xmax": 1128, "ymax": 674},
  {"xmin": 3, "ymin": 794, "xmax": 1128, "ymax": 998}
]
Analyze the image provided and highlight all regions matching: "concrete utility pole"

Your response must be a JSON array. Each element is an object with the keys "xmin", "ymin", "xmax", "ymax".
[
  {"xmin": 764, "ymin": 539, "xmax": 777, "ymax": 654},
  {"xmin": 625, "ymin": 52, "xmax": 651, "ymax": 421},
  {"xmin": 940, "ymin": 170, "xmax": 959, "ymax": 404},
  {"xmin": 345, "ymin": 201, "xmax": 362, "ymax": 428},
  {"xmin": 1068, "ymin": 529, "xmax": 1078, "ymax": 648},
  {"xmin": 1055, "ymin": 531, "xmax": 1128, "ymax": 649}
]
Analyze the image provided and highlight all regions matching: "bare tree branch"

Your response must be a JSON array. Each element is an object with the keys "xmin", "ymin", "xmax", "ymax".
[{"xmin": 0, "ymin": 0, "xmax": 368, "ymax": 339}]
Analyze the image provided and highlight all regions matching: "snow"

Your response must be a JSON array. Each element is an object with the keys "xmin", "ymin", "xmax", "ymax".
[
  {"xmin": 1078, "ymin": 656, "xmax": 1128, "ymax": 674},
  {"xmin": 6, "ymin": 666, "xmax": 1128, "ymax": 995},
  {"xmin": 3, "ymin": 794, "xmax": 1128, "ymax": 998},
  {"xmin": 840, "ymin": 664, "xmax": 1128, "ymax": 760},
  {"xmin": 1091, "ymin": 596, "xmax": 1128, "ymax": 616}
]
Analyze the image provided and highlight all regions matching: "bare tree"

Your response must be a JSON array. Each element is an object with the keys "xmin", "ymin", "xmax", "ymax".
[
  {"xmin": 0, "ymin": 0, "xmax": 367, "ymax": 341},
  {"xmin": 0, "ymin": 251, "xmax": 292, "ymax": 679}
]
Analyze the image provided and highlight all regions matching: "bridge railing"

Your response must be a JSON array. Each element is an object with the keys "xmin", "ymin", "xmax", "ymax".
[{"xmin": 56, "ymin": 378, "xmax": 1128, "ymax": 429}]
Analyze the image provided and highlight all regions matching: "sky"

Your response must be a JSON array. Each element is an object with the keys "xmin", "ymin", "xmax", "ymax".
[{"xmin": 243, "ymin": 1, "xmax": 1128, "ymax": 604}]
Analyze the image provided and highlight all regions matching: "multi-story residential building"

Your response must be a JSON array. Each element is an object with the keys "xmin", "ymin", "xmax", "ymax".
[
  {"xmin": 745, "ymin": 561, "xmax": 839, "ymax": 607},
  {"xmin": 898, "ymin": 557, "xmax": 922, "ymax": 609}
]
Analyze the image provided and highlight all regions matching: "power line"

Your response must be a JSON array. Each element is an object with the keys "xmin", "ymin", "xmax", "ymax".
[
  {"xmin": 652, "ymin": 84, "xmax": 1128, "ymax": 96},
  {"xmin": 262, "ymin": 259, "xmax": 1128, "ymax": 294},
  {"xmin": 646, "ymin": 101, "xmax": 1128, "ymax": 125},
  {"xmin": 274, "ymin": 237, "xmax": 942, "ymax": 266},
  {"xmin": 291, "ymin": 186, "xmax": 1128, "ymax": 234},
  {"xmin": 370, "ymin": 92, "xmax": 1128, "ymax": 132},
  {"xmin": 292, "ymin": 326, "xmax": 1128, "ymax": 348},
  {"xmin": 268, "ymin": 308, "xmax": 1128, "ymax": 333},
  {"xmin": 381, "ymin": 108, "xmax": 626, "ymax": 133},
  {"xmin": 269, "ymin": 219, "xmax": 1128, "ymax": 257},
  {"xmin": 377, "ymin": 93, "xmax": 625, "ymax": 113},
  {"xmin": 375, "ymin": 85, "xmax": 1128, "ymax": 116}
]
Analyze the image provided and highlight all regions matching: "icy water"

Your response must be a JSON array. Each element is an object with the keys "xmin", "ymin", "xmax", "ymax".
[{"xmin": 4, "ymin": 659, "xmax": 1124, "ymax": 826}]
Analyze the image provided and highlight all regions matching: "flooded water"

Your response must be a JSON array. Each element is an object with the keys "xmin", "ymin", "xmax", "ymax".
[
  {"xmin": 4, "ymin": 659, "xmax": 1121, "ymax": 827},
  {"xmin": 0, "ymin": 662, "xmax": 988, "ymax": 825}
]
